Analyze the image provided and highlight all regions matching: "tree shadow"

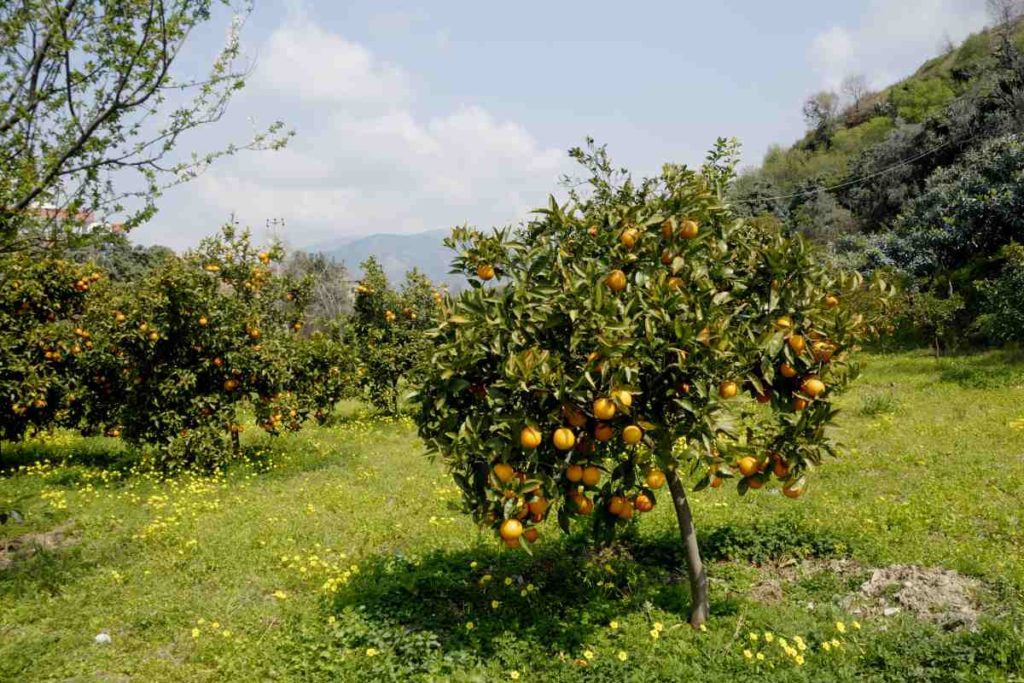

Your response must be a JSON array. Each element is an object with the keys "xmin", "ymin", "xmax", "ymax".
[
  {"xmin": 327, "ymin": 516, "xmax": 851, "ymax": 659},
  {"xmin": 0, "ymin": 435, "xmax": 132, "ymax": 474}
]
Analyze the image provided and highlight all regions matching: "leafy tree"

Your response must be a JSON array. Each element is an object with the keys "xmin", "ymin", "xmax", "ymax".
[
  {"xmin": 0, "ymin": 0, "xmax": 290, "ymax": 250},
  {"xmin": 282, "ymin": 250, "xmax": 353, "ymax": 325},
  {"xmin": 75, "ymin": 225, "xmax": 313, "ymax": 468},
  {"xmin": 889, "ymin": 78, "xmax": 957, "ymax": 124},
  {"xmin": 351, "ymin": 257, "xmax": 441, "ymax": 414},
  {"xmin": 0, "ymin": 251, "xmax": 98, "ymax": 441},
  {"xmin": 413, "ymin": 141, "xmax": 891, "ymax": 627},
  {"xmin": 976, "ymin": 242, "xmax": 1024, "ymax": 343},
  {"xmin": 802, "ymin": 91, "xmax": 841, "ymax": 148},
  {"xmin": 70, "ymin": 230, "xmax": 174, "ymax": 281}
]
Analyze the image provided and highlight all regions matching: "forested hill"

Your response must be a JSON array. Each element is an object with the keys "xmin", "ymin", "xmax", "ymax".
[{"xmin": 731, "ymin": 17, "xmax": 1024, "ymax": 351}]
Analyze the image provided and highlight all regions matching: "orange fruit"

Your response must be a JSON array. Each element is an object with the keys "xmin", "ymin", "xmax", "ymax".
[
  {"xmin": 787, "ymin": 334, "xmax": 806, "ymax": 354},
  {"xmin": 774, "ymin": 315, "xmax": 793, "ymax": 330},
  {"xmin": 793, "ymin": 397, "xmax": 809, "ymax": 411},
  {"xmin": 756, "ymin": 391, "xmax": 772, "ymax": 404},
  {"xmin": 606, "ymin": 270, "xmax": 627, "ymax": 292},
  {"xmin": 679, "ymin": 219, "xmax": 699, "ymax": 239},
  {"xmin": 779, "ymin": 362, "xmax": 797, "ymax": 378},
  {"xmin": 607, "ymin": 496, "xmax": 626, "ymax": 516},
  {"xmin": 563, "ymin": 404, "xmax": 587, "ymax": 428},
  {"xmin": 593, "ymin": 398, "xmax": 616, "ymax": 421},
  {"xmin": 223, "ymin": 378, "xmax": 239, "ymax": 392},
  {"xmin": 710, "ymin": 476, "xmax": 724, "ymax": 488},
  {"xmin": 620, "ymin": 228, "xmax": 639, "ymax": 249},
  {"xmin": 588, "ymin": 225, "xmax": 599, "ymax": 237},
  {"xmin": 783, "ymin": 484, "xmax": 804, "ymax": 499},
  {"xmin": 645, "ymin": 469, "xmax": 666, "ymax": 489},
  {"xmin": 634, "ymin": 493, "xmax": 654, "ymax": 512},
  {"xmin": 824, "ymin": 295, "xmax": 839, "ymax": 308},
  {"xmin": 499, "ymin": 519, "xmax": 523, "ymax": 540},
  {"xmin": 528, "ymin": 497, "xmax": 549, "ymax": 517},
  {"xmin": 494, "ymin": 463, "xmax": 515, "ymax": 483},
  {"xmin": 667, "ymin": 276, "xmax": 683, "ymax": 289},
  {"xmin": 566, "ymin": 464, "xmax": 584, "ymax": 483},
  {"xmin": 476, "ymin": 264, "xmax": 496, "ymax": 280},
  {"xmin": 572, "ymin": 494, "xmax": 594, "ymax": 515},
  {"xmin": 718, "ymin": 381, "xmax": 738, "ymax": 399},
  {"xmin": 801, "ymin": 377, "xmax": 826, "ymax": 398},
  {"xmin": 622, "ymin": 424, "xmax": 643, "ymax": 445},
  {"xmin": 582, "ymin": 466, "xmax": 602, "ymax": 488},
  {"xmin": 523, "ymin": 527, "xmax": 540, "ymax": 543},
  {"xmin": 520, "ymin": 426, "xmax": 542, "ymax": 449},
  {"xmin": 618, "ymin": 499, "xmax": 635, "ymax": 519},
  {"xmin": 737, "ymin": 456, "xmax": 759, "ymax": 477},
  {"xmin": 745, "ymin": 477, "xmax": 764, "ymax": 490},
  {"xmin": 661, "ymin": 219, "xmax": 675, "ymax": 240},
  {"xmin": 661, "ymin": 248, "xmax": 675, "ymax": 265},
  {"xmin": 615, "ymin": 390, "xmax": 633, "ymax": 408},
  {"xmin": 259, "ymin": 252, "xmax": 270, "ymax": 264},
  {"xmin": 593, "ymin": 423, "xmax": 614, "ymax": 442},
  {"xmin": 504, "ymin": 536, "xmax": 521, "ymax": 549},
  {"xmin": 553, "ymin": 428, "xmax": 576, "ymax": 451},
  {"xmin": 773, "ymin": 460, "xmax": 790, "ymax": 478},
  {"xmin": 812, "ymin": 342, "xmax": 835, "ymax": 363}
]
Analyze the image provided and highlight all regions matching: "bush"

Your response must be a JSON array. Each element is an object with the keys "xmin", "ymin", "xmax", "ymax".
[{"xmin": 976, "ymin": 243, "xmax": 1024, "ymax": 344}]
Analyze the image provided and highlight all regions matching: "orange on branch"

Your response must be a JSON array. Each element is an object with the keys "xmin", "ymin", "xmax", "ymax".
[
  {"xmin": 494, "ymin": 463, "xmax": 515, "ymax": 483},
  {"xmin": 679, "ymin": 219, "xmax": 699, "ymax": 239},
  {"xmin": 645, "ymin": 469, "xmax": 666, "ymax": 489},
  {"xmin": 605, "ymin": 269, "xmax": 627, "ymax": 293},
  {"xmin": 566, "ymin": 464, "xmax": 584, "ymax": 483},
  {"xmin": 520, "ymin": 426, "xmax": 542, "ymax": 449},
  {"xmin": 476, "ymin": 264, "xmax": 496, "ymax": 281},
  {"xmin": 553, "ymin": 427, "xmax": 576, "ymax": 451},
  {"xmin": 499, "ymin": 519, "xmax": 523, "ymax": 540},
  {"xmin": 622, "ymin": 424, "xmax": 643, "ymax": 445},
  {"xmin": 581, "ymin": 466, "xmax": 601, "ymax": 488}
]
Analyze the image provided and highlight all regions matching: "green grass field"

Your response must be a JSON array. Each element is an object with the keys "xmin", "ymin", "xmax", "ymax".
[{"xmin": 2, "ymin": 350, "xmax": 1023, "ymax": 681}]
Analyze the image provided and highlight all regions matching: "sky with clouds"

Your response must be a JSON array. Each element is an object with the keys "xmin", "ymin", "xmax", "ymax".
[{"xmin": 130, "ymin": 0, "xmax": 993, "ymax": 251}]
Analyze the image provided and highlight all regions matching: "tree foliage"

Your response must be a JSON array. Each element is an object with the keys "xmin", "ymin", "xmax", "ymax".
[{"xmin": 413, "ymin": 141, "xmax": 892, "ymax": 626}]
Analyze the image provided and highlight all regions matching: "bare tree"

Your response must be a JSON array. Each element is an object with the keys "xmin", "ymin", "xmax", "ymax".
[
  {"xmin": 988, "ymin": 0, "xmax": 1024, "ymax": 28},
  {"xmin": 841, "ymin": 74, "xmax": 870, "ymax": 110},
  {"xmin": 802, "ymin": 90, "xmax": 840, "ymax": 148},
  {"xmin": 0, "ymin": 0, "xmax": 292, "ymax": 252}
]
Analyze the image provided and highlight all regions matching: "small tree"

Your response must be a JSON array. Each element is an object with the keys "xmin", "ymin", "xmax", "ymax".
[
  {"xmin": 351, "ymin": 257, "xmax": 440, "ymax": 414},
  {"xmin": 414, "ymin": 141, "xmax": 891, "ymax": 627},
  {"xmin": 802, "ymin": 91, "xmax": 841, "ymax": 148}
]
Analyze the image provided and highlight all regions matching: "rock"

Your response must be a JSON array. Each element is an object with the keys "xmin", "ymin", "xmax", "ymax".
[
  {"xmin": 883, "ymin": 607, "xmax": 901, "ymax": 617},
  {"xmin": 95, "ymin": 632, "xmax": 112, "ymax": 644}
]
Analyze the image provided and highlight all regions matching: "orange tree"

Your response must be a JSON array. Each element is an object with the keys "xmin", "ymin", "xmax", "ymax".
[
  {"xmin": 0, "ymin": 251, "xmax": 100, "ymax": 442},
  {"xmin": 350, "ymin": 257, "xmax": 441, "ymax": 414},
  {"xmin": 413, "ymin": 140, "xmax": 892, "ymax": 627},
  {"xmin": 75, "ymin": 225, "xmax": 327, "ymax": 468}
]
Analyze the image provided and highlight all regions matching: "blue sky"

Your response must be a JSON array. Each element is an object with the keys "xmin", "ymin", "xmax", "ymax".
[{"xmin": 131, "ymin": 0, "xmax": 991, "ymax": 250}]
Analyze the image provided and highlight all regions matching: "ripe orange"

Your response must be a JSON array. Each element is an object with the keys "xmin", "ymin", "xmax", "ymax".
[
  {"xmin": 618, "ymin": 499, "xmax": 635, "ymax": 519},
  {"xmin": 679, "ymin": 219, "xmax": 699, "ymax": 239},
  {"xmin": 801, "ymin": 377, "xmax": 826, "ymax": 398},
  {"xmin": 756, "ymin": 391, "xmax": 772, "ymax": 404},
  {"xmin": 198, "ymin": 316, "xmax": 208, "ymax": 326},
  {"xmin": 774, "ymin": 315, "xmax": 793, "ymax": 330},
  {"xmin": 710, "ymin": 476, "xmax": 724, "ymax": 488},
  {"xmin": 528, "ymin": 497, "xmax": 549, "ymax": 517},
  {"xmin": 645, "ymin": 469, "xmax": 666, "ymax": 489},
  {"xmin": 593, "ymin": 423, "xmax": 614, "ymax": 442},
  {"xmin": 582, "ymin": 466, "xmax": 601, "ymax": 488},
  {"xmin": 661, "ymin": 248, "xmax": 675, "ymax": 265},
  {"xmin": 793, "ymin": 397, "xmax": 809, "ymax": 411},
  {"xmin": 566, "ymin": 464, "xmax": 584, "ymax": 483},
  {"xmin": 667, "ymin": 276, "xmax": 683, "ymax": 289},
  {"xmin": 812, "ymin": 342, "xmax": 835, "ymax": 363},
  {"xmin": 824, "ymin": 295, "xmax": 839, "ymax": 308},
  {"xmin": 523, "ymin": 527, "xmax": 539, "ymax": 543},
  {"xmin": 746, "ymin": 476, "xmax": 764, "ymax": 490},
  {"xmin": 573, "ymin": 494, "xmax": 594, "ymax": 515},
  {"xmin": 494, "ymin": 463, "xmax": 515, "ymax": 483},
  {"xmin": 520, "ymin": 426, "xmax": 542, "ymax": 449},
  {"xmin": 563, "ymin": 404, "xmax": 587, "ymax": 428},
  {"xmin": 504, "ymin": 536, "xmax": 521, "ymax": 549},
  {"xmin": 779, "ymin": 362, "xmax": 797, "ymax": 378},
  {"xmin": 259, "ymin": 252, "xmax": 270, "ymax": 264},
  {"xmin": 719, "ymin": 380, "xmax": 738, "ymax": 399},
  {"xmin": 620, "ymin": 228, "xmax": 639, "ymax": 249},
  {"xmin": 622, "ymin": 424, "xmax": 643, "ymax": 445},
  {"xmin": 787, "ymin": 334, "xmax": 806, "ymax": 354},
  {"xmin": 634, "ymin": 493, "xmax": 654, "ymax": 512},
  {"xmin": 606, "ymin": 270, "xmax": 627, "ymax": 293},
  {"xmin": 553, "ymin": 427, "xmax": 576, "ymax": 451},
  {"xmin": 223, "ymin": 378, "xmax": 239, "ymax": 392},
  {"xmin": 593, "ymin": 397, "xmax": 616, "ymax": 421},
  {"xmin": 500, "ymin": 519, "xmax": 524, "ymax": 541},
  {"xmin": 773, "ymin": 460, "xmax": 790, "ymax": 478},
  {"xmin": 615, "ymin": 390, "xmax": 632, "ymax": 407},
  {"xmin": 661, "ymin": 219, "xmax": 675, "ymax": 240},
  {"xmin": 476, "ymin": 264, "xmax": 496, "ymax": 281},
  {"xmin": 148, "ymin": 331, "xmax": 160, "ymax": 342},
  {"xmin": 588, "ymin": 225, "xmax": 599, "ymax": 237},
  {"xmin": 738, "ymin": 456, "xmax": 759, "ymax": 477},
  {"xmin": 607, "ymin": 496, "xmax": 626, "ymax": 516},
  {"xmin": 783, "ymin": 484, "xmax": 804, "ymax": 499}
]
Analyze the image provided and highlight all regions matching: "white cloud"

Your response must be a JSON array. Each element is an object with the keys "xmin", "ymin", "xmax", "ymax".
[
  {"xmin": 137, "ymin": 15, "xmax": 568, "ymax": 251},
  {"xmin": 807, "ymin": 0, "xmax": 989, "ymax": 92},
  {"xmin": 260, "ymin": 15, "xmax": 411, "ymax": 106}
]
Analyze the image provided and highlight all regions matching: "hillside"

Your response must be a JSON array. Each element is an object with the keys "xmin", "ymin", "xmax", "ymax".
[{"xmin": 312, "ymin": 229, "xmax": 462, "ymax": 288}]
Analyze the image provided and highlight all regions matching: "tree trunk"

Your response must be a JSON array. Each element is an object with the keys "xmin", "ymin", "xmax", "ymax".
[
  {"xmin": 231, "ymin": 429, "xmax": 240, "ymax": 455},
  {"xmin": 666, "ymin": 466, "xmax": 709, "ymax": 628}
]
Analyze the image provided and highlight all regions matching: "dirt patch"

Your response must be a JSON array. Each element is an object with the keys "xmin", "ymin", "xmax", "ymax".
[
  {"xmin": 0, "ymin": 522, "xmax": 77, "ymax": 569},
  {"xmin": 748, "ymin": 557, "xmax": 864, "ymax": 603},
  {"xmin": 842, "ymin": 564, "xmax": 981, "ymax": 631}
]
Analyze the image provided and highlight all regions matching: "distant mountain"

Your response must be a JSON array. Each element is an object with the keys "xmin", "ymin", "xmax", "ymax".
[{"xmin": 312, "ymin": 229, "xmax": 464, "ymax": 288}]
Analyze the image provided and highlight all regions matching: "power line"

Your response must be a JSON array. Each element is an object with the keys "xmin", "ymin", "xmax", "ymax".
[{"xmin": 733, "ymin": 132, "xmax": 975, "ymax": 204}]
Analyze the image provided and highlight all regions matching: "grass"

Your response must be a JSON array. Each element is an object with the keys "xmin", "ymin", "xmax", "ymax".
[{"xmin": 1, "ymin": 350, "xmax": 1023, "ymax": 681}]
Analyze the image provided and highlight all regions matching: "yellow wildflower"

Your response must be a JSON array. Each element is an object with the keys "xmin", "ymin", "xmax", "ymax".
[
  {"xmin": 609, "ymin": 620, "xmax": 620, "ymax": 630},
  {"xmin": 617, "ymin": 651, "xmax": 628, "ymax": 662},
  {"xmin": 743, "ymin": 649, "xmax": 754, "ymax": 660},
  {"xmin": 365, "ymin": 648, "xmax": 378, "ymax": 657},
  {"xmin": 836, "ymin": 621, "xmax": 846, "ymax": 633}
]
